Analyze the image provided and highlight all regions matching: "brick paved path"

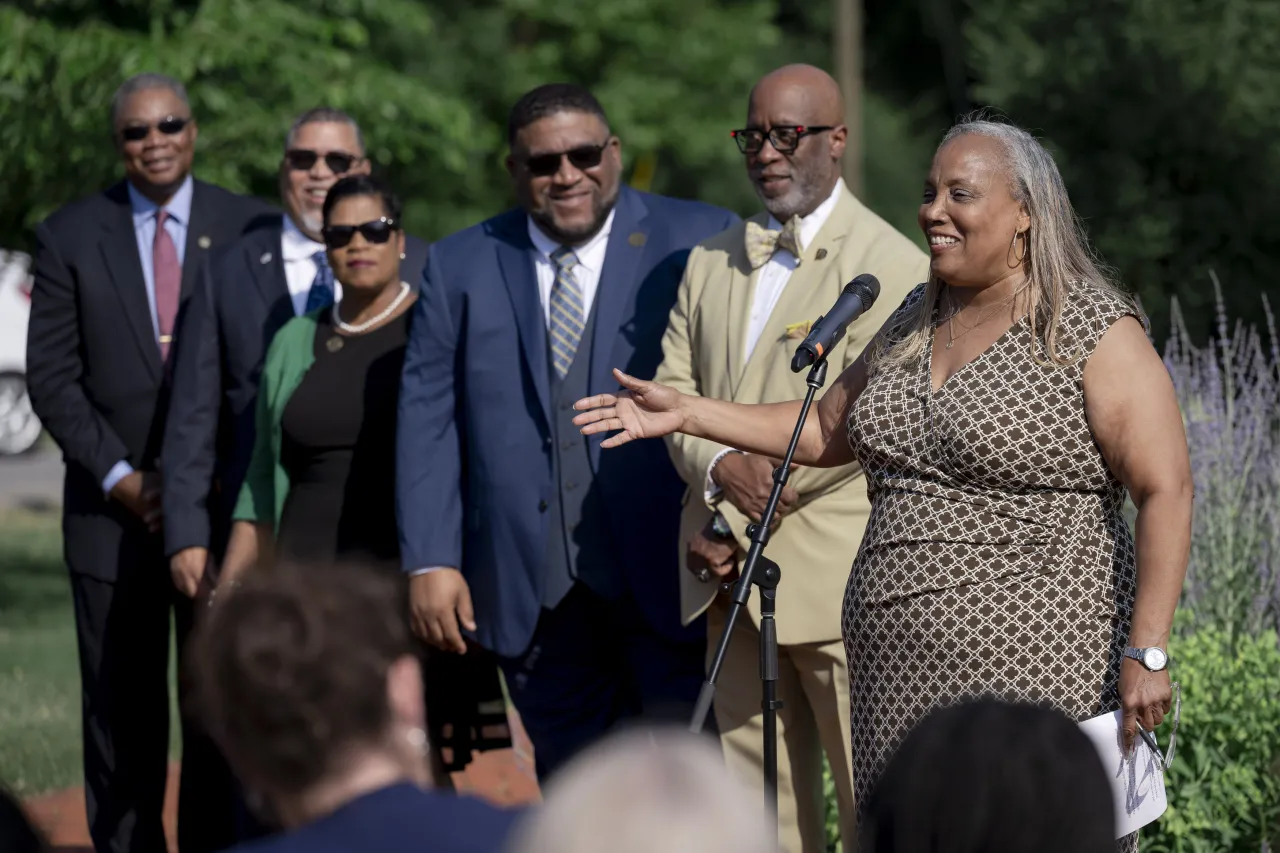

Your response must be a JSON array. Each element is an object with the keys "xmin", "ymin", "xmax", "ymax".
[{"xmin": 22, "ymin": 711, "xmax": 540, "ymax": 853}]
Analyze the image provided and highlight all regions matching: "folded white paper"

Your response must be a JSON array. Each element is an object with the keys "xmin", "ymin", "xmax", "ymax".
[{"xmin": 1078, "ymin": 709, "xmax": 1168, "ymax": 838}]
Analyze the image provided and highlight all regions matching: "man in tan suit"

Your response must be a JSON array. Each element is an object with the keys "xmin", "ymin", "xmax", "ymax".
[{"xmin": 653, "ymin": 64, "xmax": 928, "ymax": 853}]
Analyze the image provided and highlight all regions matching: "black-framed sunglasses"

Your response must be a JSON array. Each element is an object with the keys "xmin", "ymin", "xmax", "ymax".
[
  {"xmin": 522, "ymin": 143, "xmax": 609, "ymax": 177},
  {"xmin": 120, "ymin": 116, "xmax": 191, "ymax": 142},
  {"xmin": 285, "ymin": 149, "xmax": 363, "ymax": 175},
  {"xmin": 322, "ymin": 217, "xmax": 398, "ymax": 249},
  {"xmin": 731, "ymin": 125, "xmax": 835, "ymax": 155}
]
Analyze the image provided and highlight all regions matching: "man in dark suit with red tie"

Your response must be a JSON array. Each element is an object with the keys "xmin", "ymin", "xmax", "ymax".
[{"xmin": 25, "ymin": 73, "xmax": 272, "ymax": 853}]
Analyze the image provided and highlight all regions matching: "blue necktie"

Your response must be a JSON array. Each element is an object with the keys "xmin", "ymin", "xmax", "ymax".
[
  {"xmin": 548, "ymin": 247, "xmax": 584, "ymax": 378},
  {"xmin": 305, "ymin": 250, "xmax": 335, "ymax": 312}
]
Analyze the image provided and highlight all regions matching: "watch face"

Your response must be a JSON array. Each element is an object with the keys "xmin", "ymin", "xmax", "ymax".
[{"xmin": 1143, "ymin": 648, "xmax": 1168, "ymax": 670}]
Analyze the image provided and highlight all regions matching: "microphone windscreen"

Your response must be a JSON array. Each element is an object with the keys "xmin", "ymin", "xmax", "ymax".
[{"xmin": 846, "ymin": 273, "xmax": 881, "ymax": 305}]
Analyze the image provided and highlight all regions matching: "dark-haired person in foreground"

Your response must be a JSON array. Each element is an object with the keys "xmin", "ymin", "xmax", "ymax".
[
  {"xmin": 25, "ymin": 71, "xmax": 271, "ymax": 853},
  {"xmin": 861, "ymin": 700, "xmax": 1116, "ymax": 853},
  {"xmin": 190, "ymin": 559, "xmax": 522, "ymax": 853},
  {"xmin": 397, "ymin": 83, "xmax": 739, "ymax": 780}
]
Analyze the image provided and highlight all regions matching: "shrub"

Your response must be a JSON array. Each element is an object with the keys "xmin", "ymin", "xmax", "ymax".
[{"xmin": 1142, "ymin": 623, "xmax": 1280, "ymax": 853}]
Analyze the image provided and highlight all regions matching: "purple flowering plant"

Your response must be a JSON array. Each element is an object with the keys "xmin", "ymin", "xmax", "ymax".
[{"xmin": 1160, "ymin": 273, "xmax": 1280, "ymax": 642}]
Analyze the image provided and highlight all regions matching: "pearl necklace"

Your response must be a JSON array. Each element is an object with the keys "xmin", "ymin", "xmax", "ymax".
[{"xmin": 332, "ymin": 281, "xmax": 410, "ymax": 334}]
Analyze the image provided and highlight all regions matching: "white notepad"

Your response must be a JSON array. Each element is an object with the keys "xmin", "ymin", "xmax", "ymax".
[{"xmin": 1078, "ymin": 709, "xmax": 1168, "ymax": 838}]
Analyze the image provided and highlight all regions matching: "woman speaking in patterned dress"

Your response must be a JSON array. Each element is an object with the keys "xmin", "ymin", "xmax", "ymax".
[{"xmin": 572, "ymin": 117, "xmax": 1191, "ymax": 844}]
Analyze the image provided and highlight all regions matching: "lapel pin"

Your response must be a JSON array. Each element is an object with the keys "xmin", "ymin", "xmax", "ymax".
[
  {"xmin": 260, "ymin": 252, "xmax": 273, "ymax": 264},
  {"xmin": 628, "ymin": 232, "xmax": 647, "ymax": 247},
  {"xmin": 197, "ymin": 235, "xmax": 212, "ymax": 249},
  {"xmin": 815, "ymin": 248, "xmax": 828, "ymax": 260}
]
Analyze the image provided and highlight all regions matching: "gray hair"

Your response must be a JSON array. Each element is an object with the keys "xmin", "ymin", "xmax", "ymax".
[
  {"xmin": 284, "ymin": 107, "xmax": 365, "ymax": 155},
  {"xmin": 507, "ymin": 728, "xmax": 777, "ymax": 853},
  {"xmin": 110, "ymin": 73, "xmax": 190, "ymax": 128},
  {"xmin": 869, "ymin": 114, "xmax": 1137, "ymax": 371}
]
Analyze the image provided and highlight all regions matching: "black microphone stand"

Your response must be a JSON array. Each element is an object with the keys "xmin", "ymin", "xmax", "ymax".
[{"xmin": 689, "ymin": 357, "xmax": 830, "ymax": 835}]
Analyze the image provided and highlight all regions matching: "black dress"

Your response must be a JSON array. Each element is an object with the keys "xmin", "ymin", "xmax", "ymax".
[
  {"xmin": 277, "ymin": 310, "xmax": 406, "ymax": 569},
  {"xmin": 276, "ymin": 308, "xmax": 511, "ymax": 775}
]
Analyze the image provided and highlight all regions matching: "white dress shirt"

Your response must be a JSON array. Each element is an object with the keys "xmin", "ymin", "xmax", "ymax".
[
  {"xmin": 526, "ymin": 208, "xmax": 615, "ymax": 328},
  {"xmin": 408, "ymin": 210, "xmax": 616, "ymax": 577},
  {"xmin": 282, "ymin": 214, "xmax": 342, "ymax": 315},
  {"xmin": 706, "ymin": 179, "xmax": 845, "ymax": 499}
]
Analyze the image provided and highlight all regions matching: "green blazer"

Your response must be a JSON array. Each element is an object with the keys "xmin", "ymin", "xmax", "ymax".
[{"xmin": 233, "ymin": 309, "xmax": 323, "ymax": 530}]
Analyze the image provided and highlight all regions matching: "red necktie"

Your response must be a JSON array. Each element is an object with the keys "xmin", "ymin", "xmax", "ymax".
[{"xmin": 153, "ymin": 209, "xmax": 181, "ymax": 361}]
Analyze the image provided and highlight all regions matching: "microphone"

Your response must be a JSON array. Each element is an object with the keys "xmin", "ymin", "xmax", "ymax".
[{"xmin": 790, "ymin": 273, "xmax": 881, "ymax": 372}]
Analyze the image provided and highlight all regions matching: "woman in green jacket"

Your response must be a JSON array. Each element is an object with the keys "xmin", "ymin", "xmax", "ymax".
[{"xmin": 218, "ymin": 174, "xmax": 509, "ymax": 780}]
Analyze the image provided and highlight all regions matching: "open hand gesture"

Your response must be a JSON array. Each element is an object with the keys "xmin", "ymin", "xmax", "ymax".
[{"xmin": 573, "ymin": 369, "xmax": 686, "ymax": 448}]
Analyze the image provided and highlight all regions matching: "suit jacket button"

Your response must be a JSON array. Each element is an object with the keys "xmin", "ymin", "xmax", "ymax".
[{"xmin": 538, "ymin": 499, "xmax": 549, "ymax": 512}]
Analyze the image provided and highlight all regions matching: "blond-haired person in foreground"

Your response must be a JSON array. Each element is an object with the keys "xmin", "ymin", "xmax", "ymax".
[{"xmin": 507, "ymin": 727, "xmax": 778, "ymax": 853}]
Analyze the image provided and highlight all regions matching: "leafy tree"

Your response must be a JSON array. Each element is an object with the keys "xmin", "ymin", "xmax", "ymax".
[
  {"xmin": 962, "ymin": 0, "xmax": 1280, "ymax": 339},
  {"xmin": 0, "ymin": 0, "xmax": 935, "ymax": 255}
]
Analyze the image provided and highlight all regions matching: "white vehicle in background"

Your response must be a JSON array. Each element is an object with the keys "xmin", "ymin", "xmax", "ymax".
[{"xmin": 0, "ymin": 249, "xmax": 43, "ymax": 455}]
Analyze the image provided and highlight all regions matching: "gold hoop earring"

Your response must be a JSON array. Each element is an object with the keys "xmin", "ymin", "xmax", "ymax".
[{"xmin": 1008, "ymin": 229, "xmax": 1027, "ymax": 266}]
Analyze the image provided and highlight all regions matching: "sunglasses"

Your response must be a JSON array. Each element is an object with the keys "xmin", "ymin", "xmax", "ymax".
[
  {"xmin": 522, "ymin": 143, "xmax": 608, "ymax": 177},
  {"xmin": 285, "ymin": 149, "xmax": 362, "ymax": 175},
  {"xmin": 322, "ymin": 217, "xmax": 398, "ymax": 249},
  {"xmin": 120, "ymin": 116, "xmax": 191, "ymax": 143},
  {"xmin": 731, "ymin": 125, "xmax": 834, "ymax": 155}
]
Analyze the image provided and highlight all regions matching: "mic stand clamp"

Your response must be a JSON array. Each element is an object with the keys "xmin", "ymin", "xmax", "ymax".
[{"xmin": 689, "ymin": 359, "xmax": 830, "ymax": 842}]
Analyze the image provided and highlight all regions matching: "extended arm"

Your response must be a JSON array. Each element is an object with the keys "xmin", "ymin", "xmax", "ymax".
[
  {"xmin": 1084, "ymin": 315, "xmax": 1192, "ymax": 746},
  {"xmin": 576, "ymin": 352, "xmax": 869, "ymax": 469}
]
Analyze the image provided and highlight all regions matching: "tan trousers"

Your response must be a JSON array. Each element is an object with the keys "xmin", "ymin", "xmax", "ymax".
[{"xmin": 707, "ymin": 599, "xmax": 857, "ymax": 853}]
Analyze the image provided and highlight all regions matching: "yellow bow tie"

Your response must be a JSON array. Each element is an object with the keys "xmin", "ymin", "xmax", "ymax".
[{"xmin": 745, "ymin": 217, "xmax": 804, "ymax": 270}]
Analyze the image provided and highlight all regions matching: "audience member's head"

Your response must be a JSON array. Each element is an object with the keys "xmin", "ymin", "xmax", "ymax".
[
  {"xmin": 505, "ymin": 83, "xmax": 621, "ymax": 245},
  {"xmin": 189, "ymin": 561, "xmax": 429, "ymax": 828},
  {"xmin": 280, "ymin": 107, "xmax": 371, "ymax": 239},
  {"xmin": 861, "ymin": 699, "xmax": 1116, "ymax": 853},
  {"xmin": 508, "ymin": 726, "xmax": 778, "ymax": 853},
  {"xmin": 110, "ymin": 72, "xmax": 197, "ymax": 203},
  {"xmin": 0, "ymin": 785, "xmax": 45, "ymax": 853}
]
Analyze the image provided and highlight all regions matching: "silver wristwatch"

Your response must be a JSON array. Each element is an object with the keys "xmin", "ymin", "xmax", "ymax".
[{"xmin": 1124, "ymin": 646, "xmax": 1168, "ymax": 672}]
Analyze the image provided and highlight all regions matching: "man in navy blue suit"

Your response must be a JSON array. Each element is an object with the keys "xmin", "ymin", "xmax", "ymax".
[{"xmin": 397, "ymin": 83, "xmax": 739, "ymax": 780}]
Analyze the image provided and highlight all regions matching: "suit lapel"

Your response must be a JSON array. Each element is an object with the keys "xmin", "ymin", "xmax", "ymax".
[
  {"xmin": 244, "ymin": 222, "xmax": 289, "ymax": 311},
  {"xmin": 590, "ymin": 188, "xmax": 649, "ymax": 392},
  {"xmin": 737, "ymin": 193, "xmax": 856, "ymax": 398},
  {"xmin": 494, "ymin": 215, "xmax": 551, "ymax": 427},
  {"xmin": 99, "ymin": 185, "xmax": 161, "ymax": 381},
  {"xmin": 181, "ymin": 181, "xmax": 209, "ymax": 301},
  {"xmin": 727, "ymin": 213, "xmax": 768, "ymax": 398}
]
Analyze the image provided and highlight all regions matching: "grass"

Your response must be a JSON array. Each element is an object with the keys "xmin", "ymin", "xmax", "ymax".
[{"xmin": 0, "ymin": 506, "xmax": 179, "ymax": 798}]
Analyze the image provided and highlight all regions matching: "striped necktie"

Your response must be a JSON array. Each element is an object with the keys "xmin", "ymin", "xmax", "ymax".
[
  {"xmin": 548, "ymin": 246, "xmax": 584, "ymax": 378},
  {"xmin": 305, "ymin": 250, "xmax": 335, "ymax": 312}
]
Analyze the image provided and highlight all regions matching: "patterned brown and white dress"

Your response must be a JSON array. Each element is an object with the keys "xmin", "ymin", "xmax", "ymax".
[{"xmin": 843, "ymin": 281, "xmax": 1141, "ymax": 848}]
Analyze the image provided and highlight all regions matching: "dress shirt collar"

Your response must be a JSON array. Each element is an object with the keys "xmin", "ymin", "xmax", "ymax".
[
  {"xmin": 526, "ymin": 207, "xmax": 616, "ymax": 275},
  {"xmin": 766, "ymin": 177, "xmax": 845, "ymax": 254},
  {"xmin": 128, "ymin": 173, "xmax": 194, "ymax": 228},
  {"xmin": 281, "ymin": 213, "xmax": 327, "ymax": 260}
]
